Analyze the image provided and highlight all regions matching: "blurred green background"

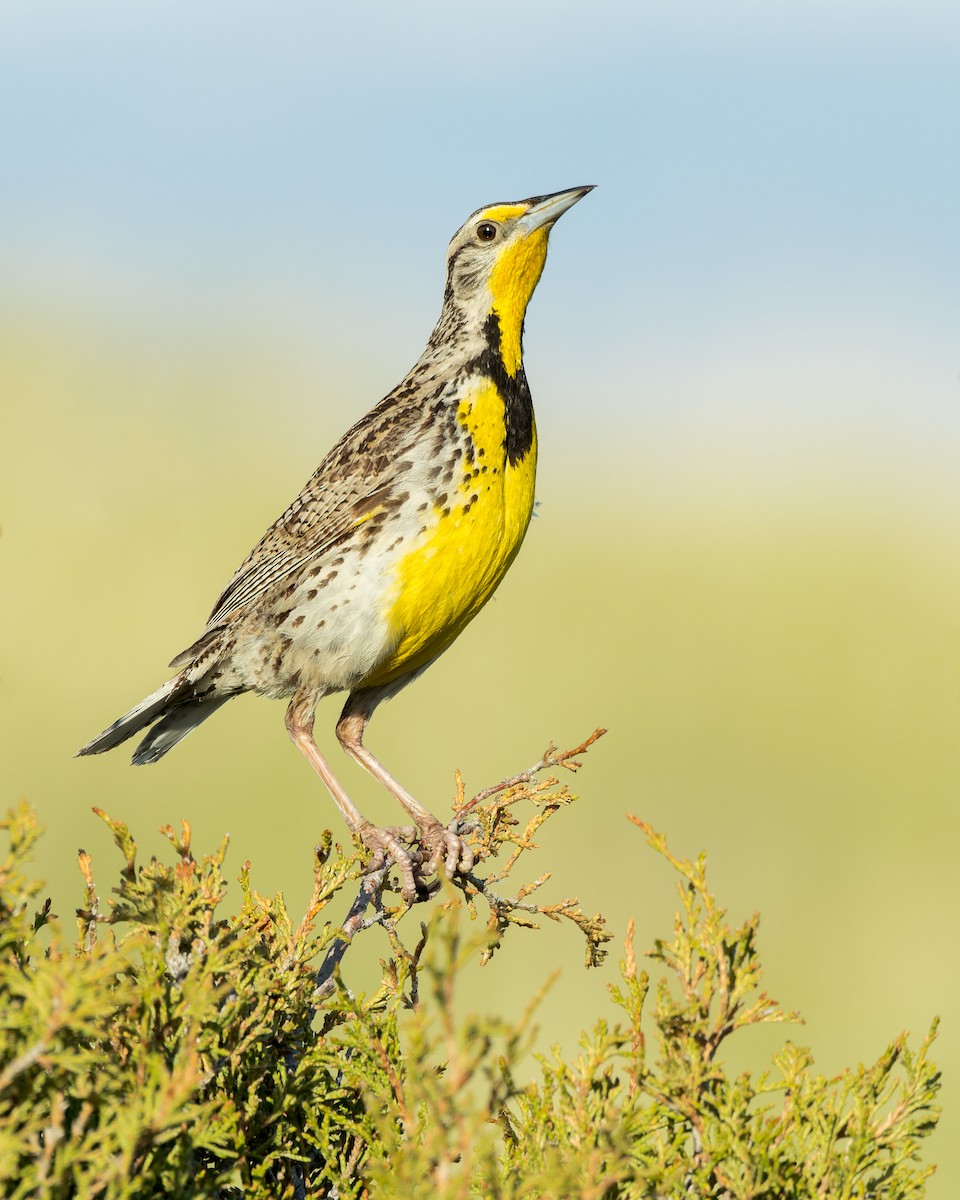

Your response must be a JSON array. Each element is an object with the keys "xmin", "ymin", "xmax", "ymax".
[{"xmin": 2, "ymin": 1, "xmax": 959, "ymax": 1191}]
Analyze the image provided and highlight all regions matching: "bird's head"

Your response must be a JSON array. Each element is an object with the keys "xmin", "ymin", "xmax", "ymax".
[{"xmin": 438, "ymin": 186, "xmax": 594, "ymax": 376}]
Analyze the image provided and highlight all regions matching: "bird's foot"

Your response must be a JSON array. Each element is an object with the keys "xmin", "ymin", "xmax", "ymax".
[
  {"xmin": 356, "ymin": 819, "xmax": 474, "ymax": 904},
  {"xmin": 356, "ymin": 822, "xmax": 421, "ymax": 901},
  {"xmin": 420, "ymin": 819, "xmax": 475, "ymax": 883}
]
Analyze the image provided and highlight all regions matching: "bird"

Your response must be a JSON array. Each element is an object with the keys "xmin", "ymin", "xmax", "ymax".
[{"xmin": 78, "ymin": 185, "xmax": 594, "ymax": 901}]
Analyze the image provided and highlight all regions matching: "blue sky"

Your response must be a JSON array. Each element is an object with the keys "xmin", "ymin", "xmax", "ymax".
[{"xmin": 3, "ymin": 1, "xmax": 958, "ymax": 489}]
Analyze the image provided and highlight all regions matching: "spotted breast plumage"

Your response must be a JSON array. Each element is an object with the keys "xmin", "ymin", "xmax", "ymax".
[{"xmin": 78, "ymin": 186, "xmax": 593, "ymax": 900}]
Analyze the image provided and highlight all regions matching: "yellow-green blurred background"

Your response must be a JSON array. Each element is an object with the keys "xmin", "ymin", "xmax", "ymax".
[{"xmin": 2, "ymin": 1, "xmax": 959, "ymax": 1190}]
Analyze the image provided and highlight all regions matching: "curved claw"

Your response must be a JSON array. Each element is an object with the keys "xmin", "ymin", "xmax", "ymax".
[
  {"xmin": 356, "ymin": 820, "xmax": 474, "ymax": 904},
  {"xmin": 356, "ymin": 823, "xmax": 421, "ymax": 902},
  {"xmin": 421, "ymin": 821, "xmax": 475, "ymax": 881}
]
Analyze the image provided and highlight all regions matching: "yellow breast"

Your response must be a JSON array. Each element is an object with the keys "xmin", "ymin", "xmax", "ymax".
[{"xmin": 367, "ymin": 379, "xmax": 537, "ymax": 686}]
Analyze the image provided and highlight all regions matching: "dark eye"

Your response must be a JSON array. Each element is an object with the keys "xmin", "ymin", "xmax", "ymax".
[{"xmin": 476, "ymin": 221, "xmax": 498, "ymax": 242}]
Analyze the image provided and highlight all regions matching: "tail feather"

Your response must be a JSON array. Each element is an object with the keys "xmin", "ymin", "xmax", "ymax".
[
  {"xmin": 130, "ymin": 697, "xmax": 229, "ymax": 764},
  {"xmin": 77, "ymin": 678, "xmax": 186, "ymax": 757},
  {"xmin": 77, "ymin": 679, "xmax": 229, "ymax": 764}
]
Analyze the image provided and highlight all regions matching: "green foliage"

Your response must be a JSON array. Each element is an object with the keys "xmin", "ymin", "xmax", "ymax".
[
  {"xmin": 0, "ymin": 743, "xmax": 941, "ymax": 1199},
  {"xmin": 501, "ymin": 822, "xmax": 940, "ymax": 1199}
]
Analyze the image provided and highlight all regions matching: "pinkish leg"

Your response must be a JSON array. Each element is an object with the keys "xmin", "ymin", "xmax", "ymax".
[
  {"xmin": 285, "ymin": 693, "xmax": 422, "ymax": 901},
  {"xmin": 336, "ymin": 691, "xmax": 475, "ymax": 882}
]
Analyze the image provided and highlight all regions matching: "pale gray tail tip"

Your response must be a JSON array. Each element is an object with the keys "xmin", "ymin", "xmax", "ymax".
[
  {"xmin": 79, "ymin": 696, "xmax": 230, "ymax": 766},
  {"xmin": 75, "ymin": 731, "xmax": 167, "ymax": 766},
  {"xmin": 75, "ymin": 721, "xmax": 138, "ymax": 759},
  {"xmin": 75, "ymin": 678, "xmax": 192, "ymax": 763},
  {"xmin": 130, "ymin": 741, "xmax": 167, "ymax": 766}
]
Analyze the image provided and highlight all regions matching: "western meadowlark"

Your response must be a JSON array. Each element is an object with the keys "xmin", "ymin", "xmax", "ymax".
[{"xmin": 78, "ymin": 185, "xmax": 593, "ymax": 900}]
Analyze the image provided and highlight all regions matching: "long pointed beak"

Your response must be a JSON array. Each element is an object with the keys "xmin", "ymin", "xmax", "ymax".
[{"xmin": 518, "ymin": 185, "xmax": 595, "ymax": 233}]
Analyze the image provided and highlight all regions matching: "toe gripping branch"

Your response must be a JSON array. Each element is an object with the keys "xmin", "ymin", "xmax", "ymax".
[{"xmin": 316, "ymin": 727, "xmax": 611, "ymax": 999}]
